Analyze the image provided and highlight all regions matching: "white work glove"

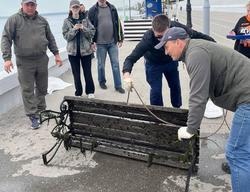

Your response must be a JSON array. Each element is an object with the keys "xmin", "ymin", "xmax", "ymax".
[
  {"xmin": 123, "ymin": 77, "xmax": 133, "ymax": 92},
  {"xmin": 178, "ymin": 126, "xmax": 194, "ymax": 141}
]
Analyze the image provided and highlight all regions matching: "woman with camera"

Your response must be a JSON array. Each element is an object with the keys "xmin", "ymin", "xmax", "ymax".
[{"xmin": 62, "ymin": 0, "xmax": 96, "ymax": 98}]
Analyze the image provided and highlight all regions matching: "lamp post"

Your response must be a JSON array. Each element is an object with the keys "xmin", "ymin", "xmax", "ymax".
[
  {"xmin": 128, "ymin": 0, "xmax": 131, "ymax": 20},
  {"xmin": 186, "ymin": 0, "xmax": 192, "ymax": 28},
  {"xmin": 203, "ymin": 0, "xmax": 210, "ymax": 35}
]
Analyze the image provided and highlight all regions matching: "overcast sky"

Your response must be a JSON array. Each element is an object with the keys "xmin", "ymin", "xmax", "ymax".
[{"xmin": 0, "ymin": 0, "xmax": 144, "ymax": 17}]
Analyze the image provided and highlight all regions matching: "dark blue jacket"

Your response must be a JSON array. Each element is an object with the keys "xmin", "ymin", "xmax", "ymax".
[
  {"xmin": 88, "ymin": 2, "xmax": 124, "ymax": 43},
  {"xmin": 122, "ymin": 21, "xmax": 215, "ymax": 73}
]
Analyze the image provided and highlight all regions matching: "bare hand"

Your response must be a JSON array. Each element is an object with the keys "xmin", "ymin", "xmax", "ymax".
[
  {"xmin": 55, "ymin": 54, "xmax": 63, "ymax": 67},
  {"xmin": 228, "ymin": 31, "xmax": 236, "ymax": 35},
  {"xmin": 243, "ymin": 40, "xmax": 250, "ymax": 47},
  {"xmin": 74, "ymin": 24, "xmax": 82, "ymax": 30},
  {"xmin": 118, "ymin": 41, "xmax": 123, "ymax": 48},
  {"xmin": 123, "ymin": 72, "xmax": 130, "ymax": 80},
  {"xmin": 91, "ymin": 43, "xmax": 97, "ymax": 51},
  {"xmin": 4, "ymin": 60, "xmax": 14, "ymax": 73}
]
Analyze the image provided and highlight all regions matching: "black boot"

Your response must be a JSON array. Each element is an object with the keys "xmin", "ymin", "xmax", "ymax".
[{"xmin": 221, "ymin": 162, "xmax": 231, "ymax": 174}]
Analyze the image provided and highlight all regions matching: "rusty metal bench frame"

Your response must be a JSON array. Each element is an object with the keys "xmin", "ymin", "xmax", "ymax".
[{"xmin": 41, "ymin": 95, "xmax": 199, "ymax": 173}]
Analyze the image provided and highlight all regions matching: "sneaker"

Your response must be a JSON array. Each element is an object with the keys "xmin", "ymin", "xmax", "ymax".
[
  {"xmin": 221, "ymin": 162, "xmax": 231, "ymax": 174},
  {"xmin": 87, "ymin": 94, "xmax": 95, "ymax": 99},
  {"xmin": 115, "ymin": 87, "xmax": 125, "ymax": 94},
  {"xmin": 100, "ymin": 83, "xmax": 107, "ymax": 89},
  {"xmin": 29, "ymin": 115, "xmax": 40, "ymax": 129}
]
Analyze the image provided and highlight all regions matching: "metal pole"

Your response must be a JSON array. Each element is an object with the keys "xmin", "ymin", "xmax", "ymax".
[
  {"xmin": 123, "ymin": 0, "xmax": 126, "ymax": 20},
  {"xmin": 203, "ymin": 0, "xmax": 210, "ymax": 35},
  {"xmin": 128, "ymin": 0, "xmax": 131, "ymax": 20},
  {"xmin": 186, "ymin": 0, "xmax": 192, "ymax": 28},
  {"xmin": 166, "ymin": 0, "xmax": 171, "ymax": 17}
]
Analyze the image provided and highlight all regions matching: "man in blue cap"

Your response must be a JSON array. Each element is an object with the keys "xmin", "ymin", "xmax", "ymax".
[{"xmin": 155, "ymin": 26, "xmax": 250, "ymax": 192}]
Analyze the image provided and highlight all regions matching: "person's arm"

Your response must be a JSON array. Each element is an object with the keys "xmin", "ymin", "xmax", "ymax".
[
  {"xmin": 87, "ymin": 7, "xmax": 97, "ymax": 43},
  {"xmin": 231, "ymin": 17, "xmax": 242, "ymax": 34},
  {"xmin": 45, "ymin": 21, "xmax": 62, "ymax": 66},
  {"xmin": 62, "ymin": 19, "xmax": 79, "ymax": 42},
  {"xmin": 1, "ymin": 16, "xmax": 15, "ymax": 62},
  {"xmin": 122, "ymin": 35, "xmax": 150, "ymax": 73},
  {"xmin": 45, "ymin": 21, "xmax": 59, "ymax": 55},
  {"xmin": 81, "ymin": 19, "xmax": 95, "ymax": 40},
  {"xmin": 186, "ymin": 48, "xmax": 211, "ymax": 134},
  {"xmin": 87, "ymin": 7, "xmax": 94, "ymax": 25},
  {"xmin": 1, "ymin": 16, "xmax": 16, "ymax": 73},
  {"xmin": 117, "ymin": 17, "xmax": 124, "ymax": 43},
  {"xmin": 172, "ymin": 21, "xmax": 215, "ymax": 42}
]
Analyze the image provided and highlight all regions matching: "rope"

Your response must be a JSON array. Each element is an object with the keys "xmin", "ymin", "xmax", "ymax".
[
  {"xmin": 126, "ymin": 85, "xmax": 230, "ymax": 192},
  {"xmin": 126, "ymin": 85, "xmax": 230, "ymax": 140},
  {"xmin": 127, "ymin": 86, "xmax": 178, "ymax": 127}
]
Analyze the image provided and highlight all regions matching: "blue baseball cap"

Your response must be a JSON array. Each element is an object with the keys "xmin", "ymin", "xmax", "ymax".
[{"xmin": 155, "ymin": 27, "xmax": 189, "ymax": 49}]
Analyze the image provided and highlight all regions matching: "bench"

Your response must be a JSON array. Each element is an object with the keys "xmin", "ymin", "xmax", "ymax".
[{"xmin": 41, "ymin": 96, "xmax": 199, "ymax": 172}]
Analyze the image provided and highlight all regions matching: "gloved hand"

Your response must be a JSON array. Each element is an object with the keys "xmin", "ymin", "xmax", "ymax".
[
  {"xmin": 178, "ymin": 126, "xmax": 194, "ymax": 141},
  {"xmin": 123, "ymin": 72, "xmax": 133, "ymax": 92},
  {"xmin": 124, "ymin": 77, "xmax": 133, "ymax": 92}
]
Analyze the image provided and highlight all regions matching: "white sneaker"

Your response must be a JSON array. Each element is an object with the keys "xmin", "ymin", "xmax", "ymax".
[{"xmin": 87, "ymin": 94, "xmax": 95, "ymax": 99}]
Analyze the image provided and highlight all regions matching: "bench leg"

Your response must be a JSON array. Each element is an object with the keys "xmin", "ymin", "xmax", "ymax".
[{"xmin": 42, "ymin": 139, "xmax": 63, "ymax": 165}]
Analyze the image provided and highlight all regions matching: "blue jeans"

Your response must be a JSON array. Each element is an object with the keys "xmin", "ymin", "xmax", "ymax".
[
  {"xmin": 226, "ymin": 104, "xmax": 250, "ymax": 192},
  {"xmin": 145, "ymin": 61, "xmax": 182, "ymax": 107},
  {"xmin": 96, "ymin": 42, "xmax": 122, "ymax": 89}
]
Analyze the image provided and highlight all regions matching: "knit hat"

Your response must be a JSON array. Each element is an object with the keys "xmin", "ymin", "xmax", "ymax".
[
  {"xmin": 155, "ymin": 27, "xmax": 189, "ymax": 49},
  {"xmin": 69, "ymin": 0, "xmax": 80, "ymax": 8},
  {"xmin": 22, "ymin": 0, "xmax": 37, "ymax": 4}
]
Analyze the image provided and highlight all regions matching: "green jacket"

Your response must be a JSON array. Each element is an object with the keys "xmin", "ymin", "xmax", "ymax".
[
  {"xmin": 62, "ymin": 17, "xmax": 95, "ymax": 56},
  {"xmin": 1, "ymin": 10, "xmax": 59, "ymax": 61},
  {"xmin": 180, "ymin": 39, "xmax": 250, "ymax": 134}
]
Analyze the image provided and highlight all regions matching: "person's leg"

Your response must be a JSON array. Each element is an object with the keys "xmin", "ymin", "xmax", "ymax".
[
  {"xmin": 107, "ymin": 42, "xmax": 123, "ymax": 90},
  {"xmin": 145, "ymin": 62, "xmax": 163, "ymax": 106},
  {"xmin": 80, "ymin": 54, "xmax": 95, "ymax": 95},
  {"xmin": 226, "ymin": 104, "xmax": 250, "ymax": 192},
  {"xmin": 68, "ymin": 55, "xmax": 83, "ymax": 96},
  {"xmin": 16, "ymin": 57, "xmax": 40, "ymax": 129},
  {"xmin": 16, "ymin": 57, "xmax": 37, "ymax": 116},
  {"xmin": 35, "ymin": 55, "xmax": 49, "ymax": 113},
  {"xmin": 96, "ymin": 44, "xmax": 108, "ymax": 87},
  {"xmin": 163, "ymin": 61, "xmax": 182, "ymax": 108}
]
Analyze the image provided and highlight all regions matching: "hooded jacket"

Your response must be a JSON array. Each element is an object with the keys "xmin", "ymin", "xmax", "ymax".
[{"xmin": 1, "ymin": 10, "xmax": 58, "ymax": 61}]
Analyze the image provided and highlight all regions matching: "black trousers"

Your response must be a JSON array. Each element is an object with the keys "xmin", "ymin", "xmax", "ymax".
[{"xmin": 68, "ymin": 54, "xmax": 95, "ymax": 96}]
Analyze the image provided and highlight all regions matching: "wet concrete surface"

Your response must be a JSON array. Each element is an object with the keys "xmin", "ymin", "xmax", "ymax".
[{"xmin": 0, "ymin": 71, "xmax": 232, "ymax": 192}]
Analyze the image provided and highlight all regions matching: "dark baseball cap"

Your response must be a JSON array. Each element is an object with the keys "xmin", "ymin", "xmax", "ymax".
[
  {"xmin": 22, "ymin": 0, "xmax": 37, "ymax": 4},
  {"xmin": 70, "ymin": 0, "xmax": 80, "ymax": 8},
  {"xmin": 155, "ymin": 27, "xmax": 189, "ymax": 49}
]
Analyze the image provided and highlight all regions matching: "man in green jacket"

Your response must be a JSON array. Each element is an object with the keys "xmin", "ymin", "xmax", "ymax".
[
  {"xmin": 1, "ymin": 0, "xmax": 62, "ymax": 129},
  {"xmin": 155, "ymin": 27, "xmax": 250, "ymax": 192}
]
